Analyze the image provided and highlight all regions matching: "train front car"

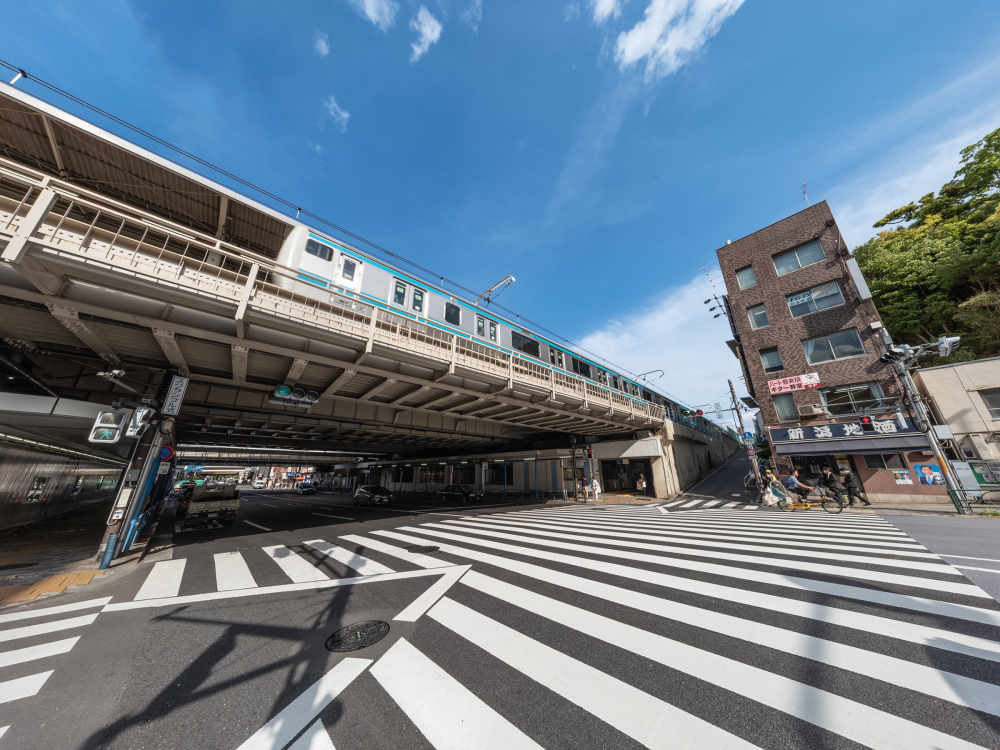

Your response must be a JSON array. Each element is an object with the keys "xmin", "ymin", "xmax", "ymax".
[{"xmin": 274, "ymin": 226, "xmax": 365, "ymax": 303}]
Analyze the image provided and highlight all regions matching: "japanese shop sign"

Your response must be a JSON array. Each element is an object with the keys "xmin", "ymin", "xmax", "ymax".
[
  {"xmin": 767, "ymin": 373, "xmax": 821, "ymax": 395},
  {"xmin": 769, "ymin": 417, "xmax": 921, "ymax": 443}
]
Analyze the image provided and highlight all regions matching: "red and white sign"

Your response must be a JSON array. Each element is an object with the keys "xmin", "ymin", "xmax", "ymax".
[
  {"xmin": 767, "ymin": 373, "xmax": 821, "ymax": 395},
  {"xmin": 747, "ymin": 449, "xmax": 757, "ymax": 457}
]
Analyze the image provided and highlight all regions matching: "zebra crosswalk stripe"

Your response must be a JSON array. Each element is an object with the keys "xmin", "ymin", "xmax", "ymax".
[
  {"xmin": 0, "ymin": 671, "xmax": 52, "ymax": 705},
  {"xmin": 262, "ymin": 545, "xmax": 330, "ymax": 583},
  {"xmin": 214, "ymin": 551, "xmax": 258, "ymax": 591},
  {"xmin": 134, "ymin": 559, "xmax": 187, "ymax": 600}
]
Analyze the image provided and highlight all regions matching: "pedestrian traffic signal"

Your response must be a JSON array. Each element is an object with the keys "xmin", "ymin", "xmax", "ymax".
[
  {"xmin": 586, "ymin": 447, "xmax": 593, "ymax": 459},
  {"xmin": 858, "ymin": 416, "xmax": 876, "ymax": 433},
  {"xmin": 89, "ymin": 410, "xmax": 128, "ymax": 443},
  {"xmin": 937, "ymin": 336, "xmax": 961, "ymax": 357},
  {"xmin": 125, "ymin": 406, "xmax": 155, "ymax": 438}
]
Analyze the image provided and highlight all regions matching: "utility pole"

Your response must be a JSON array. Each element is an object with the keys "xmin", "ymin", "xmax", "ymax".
[
  {"xmin": 730, "ymin": 378, "xmax": 762, "ymax": 492},
  {"xmin": 878, "ymin": 331, "xmax": 970, "ymax": 514}
]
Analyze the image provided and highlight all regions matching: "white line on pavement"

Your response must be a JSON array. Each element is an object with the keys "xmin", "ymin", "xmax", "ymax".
[
  {"xmin": 0, "ymin": 671, "xmax": 52, "ymax": 705},
  {"xmin": 244, "ymin": 521, "xmax": 273, "ymax": 531},
  {"xmin": 287, "ymin": 719, "xmax": 336, "ymax": 750},
  {"xmin": 338, "ymin": 534, "xmax": 454, "ymax": 568},
  {"xmin": 393, "ymin": 566, "xmax": 469, "ymax": 623},
  {"xmin": 312, "ymin": 513, "xmax": 356, "ymax": 521},
  {"xmin": 0, "ymin": 598, "xmax": 110, "ymax": 625},
  {"xmin": 304, "ymin": 540, "xmax": 395, "ymax": 576},
  {"xmin": 954, "ymin": 565, "xmax": 1000, "ymax": 574},
  {"xmin": 370, "ymin": 638, "xmax": 542, "ymax": 750},
  {"xmin": 262, "ymin": 546, "xmax": 329, "ymax": 583},
  {"xmin": 942, "ymin": 554, "xmax": 1000, "ymax": 563},
  {"xmin": 0, "ymin": 614, "xmax": 99, "ymax": 644},
  {"xmin": 0, "ymin": 637, "xmax": 79, "ymax": 669},
  {"xmin": 134, "ymin": 559, "xmax": 187, "ymax": 600},
  {"xmin": 214, "ymin": 551, "xmax": 258, "ymax": 591}
]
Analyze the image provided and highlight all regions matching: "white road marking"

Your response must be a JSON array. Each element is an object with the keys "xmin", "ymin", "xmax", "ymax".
[
  {"xmin": 429, "ymin": 597, "xmax": 756, "ymax": 750},
  {"xmin": 235, "ymin": 658, "xmax": 371, "ymax": 750},
  {"xmin": 0, "ymin": 726, "xmax": 7, "ymax": 740},
  {"xmin": 942, "ymin": 554, "xmax": 1000, "ymax": 563},
  {"xmin": 134, "ymin": 559, "xmax": 187, "ymax": 600},
  {"xmin": 375, "ymin": 528, "xmax": 1000, "ymax": 627},
  {"xmin": 371, "ymin": 638, "xmax": 542, "ymax": 750},
  {"xmin": 338, "ymin": 534, "xmax": 453, "ymax": 568},
  {"xmin": 303, "ymin": 540, "xmax": 395, "ymax": 575},
  {"xmin": 701, "ymin": 500, "xmax": 722, "ymax": 508},
  {"xmin": 0, "ymin": 598, "xmax": 110, "ymax": 625},
  {"xmin": 0, "ymin": 614, "xmax": 99, "ymax": 643},
  {"xmin": 312, "ymin": 513, "xmax": 355, "ymax": 521},
  {"xmin": 954, "ymin": 565, "xmax": 1000, "ymax": 574},
  {"xmin": 244, "ymin": 521, "xmax": 273, "ymax": 531},
  {"xmin": 0, "ymin": 637, "xmax": 79, "ymax": 668},
  {"xmin": 678, "ymin": 499, "xmax": 702, "ymax": 508},
  {"xmin": 214, "ymin": 551, "xmax": 258, "ymax": 591},
  {"xmin": 287, "ymin": 719, "xmax": 336, "ymax": 750},
  {"xmin": 462, "ymin": 569, "xmax": 1000, "ymax": 715},
  {"xmin": 0, "ymin": 671, "xmax": 52, "ymax": 704},
  {"xmin": 721, "ymin": 502, "xmax": 739, "ymax": 508},
  {"xmin": 393, "ymin": 566, "xmax": 469, "ymax": 622},
  {"xmin": 262, "ymin": 546, "xmax": 329, "ymax": 583}
]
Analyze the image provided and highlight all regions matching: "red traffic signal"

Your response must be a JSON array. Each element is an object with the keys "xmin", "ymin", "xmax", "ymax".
[
  {"xmin": 586, "ymin": 447, "xmax": 593, "ymax": 459},
  {"xmin": 858, "ymin": 416, "xmax": 876, "ymax": 433}
]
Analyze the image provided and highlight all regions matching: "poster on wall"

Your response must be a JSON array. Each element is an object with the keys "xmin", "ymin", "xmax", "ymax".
[
  {"xmin": 969, "ymin": 462, "xmax": 1000, "ymax": 486},
  {"xmin": 892, "ymin": 470, "xmax": 913, "ymax": 485},
  {"xmin": 914, "ymin": 464, "xmax": 945, "ymax": 486}
]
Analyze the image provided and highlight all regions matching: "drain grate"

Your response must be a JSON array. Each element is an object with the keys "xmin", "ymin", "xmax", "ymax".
[
  {"xmin": 325, "ymin": 621, "xmax": 390, "ymax": 652},
  {"xmin": 406, "ymin": 545, "xmax": 439, "ymax": 554}
]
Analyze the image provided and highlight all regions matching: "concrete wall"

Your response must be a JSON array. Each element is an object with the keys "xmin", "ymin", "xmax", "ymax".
[
  {"xmin": 915, "ymin": 358, "xmax": 1000, "ymax": 459},
  {"xmin": 657, "ymin": 422, "xmax": 742, "ymax": 498}
]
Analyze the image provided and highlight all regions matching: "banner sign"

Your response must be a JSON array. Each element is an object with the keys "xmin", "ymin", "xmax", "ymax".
[
  {"xmin": 161, "ymin": 375, "xmax": 190, "ymax": 416},
  {"xmin": 768, "ymin": 373, "xmax": 821, "ymax": 395},
  {"xmin": 769, "ymin": 417, "xmax": 921, "ymax": 443}
]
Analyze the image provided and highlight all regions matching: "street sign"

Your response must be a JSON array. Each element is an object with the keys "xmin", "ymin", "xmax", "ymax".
[
  {"xmin": 160, "ymin": 446, "xmax": 175, "ymax": 461},
  {"xmin": 744, "ymin": 431, "xmax": 753, "ymax": 439},
  {"xmin": 747, "ymin": 449, "xmax": 757, "ymax": 457},
  {"xmin": 161, "ymin": 375, "xmax": 190, "ymax": 416}
]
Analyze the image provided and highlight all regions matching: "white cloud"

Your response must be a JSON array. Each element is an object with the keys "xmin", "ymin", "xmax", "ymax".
[
  {"xmin": 592, "ymin": 0, "xmax": 621, "ymax": 23},
  {"xmin": 410, "ymin": 6, "xmax": 443, "ymax": 63},
  {"xmin": 310, "ymin": 143, "xmax": 323, "ymax": 156},
  {"xmin": 345, "ymin": 0, "xmax": 399, "ymax": 32},
  {"xmin": 314, "ymin": 31, "xmax": 330, "ymax": 57},
  {"xmin": 615, "ymin": 0, "xmax": 744, "ymax": 82},
  {"xmin": 324, "ymin": 95, "xmax": 351, "ymax": 134},
  {"xmin": 565, "ymin": 3, "xmax": 582, "ymax": 21},
  {"xmin": 460, "ymin": 0, "xmax": 483, "ymax": 33},
  {"xmin": 578, "ymin": 273, "xmax": 748, "ymax": 429}
]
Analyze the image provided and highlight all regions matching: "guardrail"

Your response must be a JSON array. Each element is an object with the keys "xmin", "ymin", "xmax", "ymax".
[{"xmin": 0, "ymin": 164, "xmax": 665, "ymax": 426}]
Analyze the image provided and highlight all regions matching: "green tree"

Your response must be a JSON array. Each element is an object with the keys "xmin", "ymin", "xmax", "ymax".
[{"xmin": 853, "ymin": 126, "xmax": 1000, "ymax": 361}]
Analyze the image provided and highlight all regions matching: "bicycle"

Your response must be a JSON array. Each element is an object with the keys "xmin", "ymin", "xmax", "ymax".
[{"xmin": 777, "ymin": 486, "xmax": 844, "ymax": 514}]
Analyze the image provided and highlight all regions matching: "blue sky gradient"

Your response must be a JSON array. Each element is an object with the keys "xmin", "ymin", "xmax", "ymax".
[{"xmin": 3, "ymin": 1, "xmax": 999, "ymax": 425}]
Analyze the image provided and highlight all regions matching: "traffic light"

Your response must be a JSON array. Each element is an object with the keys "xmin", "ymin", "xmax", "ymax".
[
  {"xmin": 879, "ymin": 346, "xmax": 907, "ymax": 364},
  {"xmin": 125, "ymin": 406, "xmax": 155, "ymax": 438},
  {"xmin": 270, "ymin": 384, "xmax": 320, "ymax": 408},
  {"xmin": 858, "ymin": 415, "xmax": 876, "ymax": 433},
  {"xmin": 937, "ymin": 336, "xmax": 961, "ymax": 357},
  {"xmin": 89, "ymin": 410, "xmax": 128, "ymax": 443},
  {"xmin": 586, "ymin": 447, "xmax": 593, "ymax": 459}
]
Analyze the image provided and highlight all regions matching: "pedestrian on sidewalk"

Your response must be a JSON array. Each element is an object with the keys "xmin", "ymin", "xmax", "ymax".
[
  {"xmin": 590, "ymin": 477, "xmax": 601, "ymax": 501},
  {"xmin": 636, "ymin": 474, "xmax": 646, "ymax": 496},
  {"xmin": 841, "ymin": 470, "xmax": 871, "ymax": 506}
]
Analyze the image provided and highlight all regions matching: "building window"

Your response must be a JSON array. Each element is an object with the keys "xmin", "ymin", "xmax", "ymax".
[
  {"xmin": 305, "ymin": 239, "xmax": 332, "ymax": 261},
  {"xmin": 802, "ymin": 329, "xmax": 865, "ymax": 364},
  {"xmin": 787, "ymin": 282, "xmax": 845, "ymax": 318},
  {"xmin": 341, "ymin": 258, "xmax": 357, "ymax": 281},
  {"xmin": 489, "ymin": 321, "xmax": 497, "ymax": 342},
  {"xmin": 820, "ymin": 382, "xmax": 884, "ymax": 415},
  {"xmin": 772, "ymin": 240, "xmax": 826, "ymax": 276},
  {"xmin": 760, "ymin": 347, "xmax": 783, "ymax": 374},
  {"xmin": 736, "ymin": 266, "xmax": 757, "ymax": 289},
  {"xmin": 570, "ymin": 357, "xmax": 592, "ymax": 379},
  {"xmin": 549, "ymin": 348, "xmax": 564, "ymax": 368},
  {"xmin": 444, "ymin": 302, "xmax": 461, "ymax": 326},
  {"xmin": 773, "ymin": 393, "xmax": 798, "ymax": 421},
  {"xmin": 864, "ymin": 454, "xmax": 906, "ymax": 470},
  {"xmin": 747, "ymin": 304, "xmax": 770, "ymax": 330},
  {"xmin": 392, "ymin": 280, "xmax": 407, "ymax": 306},
  {"xmin": 979, "ymin": 388, "xmax": 1000, "ymax": 419},
  {"xmin": 512, "ymin": 331, "xmax": 540, "ymax": 358},
  {"xmin": 412, "ymin": 289, "xmax": 424, "ymax": 313}
]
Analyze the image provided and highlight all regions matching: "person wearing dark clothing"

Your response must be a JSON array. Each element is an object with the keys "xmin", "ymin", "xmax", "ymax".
[
  {"xmin": 841, "ymin": 470, "xmax": 871, "ymax": 506},
  {"xmin": 819, "ymin": 467, "xmax": 847, "ymax": 503}
]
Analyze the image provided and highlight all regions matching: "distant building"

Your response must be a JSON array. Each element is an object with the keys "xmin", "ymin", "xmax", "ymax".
[
  {"xmin": 913, "ymin": 358, "xmax": 1000, "ymax": 462},
  {"xmin": 716, "ymin": 202, "xmax": 947, "ymax": 504}
]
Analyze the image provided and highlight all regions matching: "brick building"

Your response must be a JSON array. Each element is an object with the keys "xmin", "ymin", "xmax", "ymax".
[{"xmin": 717, "ymin": 202, "xmax": 947, "ymax": 503}]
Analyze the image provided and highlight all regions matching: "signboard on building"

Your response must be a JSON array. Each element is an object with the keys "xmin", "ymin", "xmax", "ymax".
[
  {"xmin": 969, "ymin": 461, "xmax": 1000, "ymax": 487},
  {"xmin": 161, "ymin": 375, "xmax": 190, "ymax": 416},
  {"xmin": 769, "ymin": 417, "xmax": 921, "ymax": 443},
  {"xmin": 767, "ymin": 373, "xmax": 821, "ymax": 395}
]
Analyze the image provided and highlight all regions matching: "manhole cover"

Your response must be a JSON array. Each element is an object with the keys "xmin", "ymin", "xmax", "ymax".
[
  {"xmin": 406, "ymin": 545, "xmax": 439, "ymax": 554},
  {"xmin": 325, "ymin": 621, "xmax": 390, "ymax": 652}
]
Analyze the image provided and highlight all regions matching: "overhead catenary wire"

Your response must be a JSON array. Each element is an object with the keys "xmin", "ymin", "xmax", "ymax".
[{"xmin": 0, "ymin": 60, "xmax": 728, "ymax": 419}]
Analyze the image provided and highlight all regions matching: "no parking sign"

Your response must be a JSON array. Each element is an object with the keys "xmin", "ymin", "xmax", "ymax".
[{"xmin": 159, "ymin": 446, "xmax": 174, "ymax": 461}]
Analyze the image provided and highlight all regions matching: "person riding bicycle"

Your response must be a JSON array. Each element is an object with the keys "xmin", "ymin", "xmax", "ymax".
[
  {"xmin": 781, "ymin": 470, "xmax": 814, "ymax": 500},
  {"xmin": 819, "ymin": 467, "xmax": 848, "ymax": 503}
]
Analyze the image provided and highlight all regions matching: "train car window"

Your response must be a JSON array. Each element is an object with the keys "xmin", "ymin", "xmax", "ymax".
[
  {"xmin": 642, "ymin": 389, "xmax": 653, "ymax": 401},
  {"xmin": 393, "ymin": 280, "xmax": 407, "ymax": 306},
  {"xmin": 549, "ymin": 348, "xmax": 564, "ymax": 368},
  {"xmin": 611, "ymin": 375, "xmax": 619, "ymax": 390},
  {"xmin": 412, "ymin": 289, "xmax": 424, "ymax": 313},
  {"xmin": 512, "ymin": 332, "xmax": 540, "ymax": 358},
  {"xmin": 445, "ymin": 303, "xmax": 461, "ymax": 325},
  {"xmin": 489, "ymin": 321, "xmax": 497, "ymax": 341},
  {"xmin": 305, "ymin": 239, "xmax": 332, "ymax": 261},
  {"xmin": 341, "ymin": 258, "xmax": 357, "ymax": 281},
  {"xmin": 477, "ymin": 316, "xmax": 485, "ymax": 337},
  {"xmin": 570, "ymin": 357, "xmax": 592, "ymax": 378}
]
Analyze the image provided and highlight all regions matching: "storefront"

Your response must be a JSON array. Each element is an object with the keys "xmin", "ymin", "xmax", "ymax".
[{"xmin": 768, "ymin": 417, "xmax": 949, "ymax": 504}]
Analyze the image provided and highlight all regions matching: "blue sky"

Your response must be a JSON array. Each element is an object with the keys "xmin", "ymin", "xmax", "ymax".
[{"xmin": 4, "ymin": 0, "xmax": 1000, "ymax": 428}]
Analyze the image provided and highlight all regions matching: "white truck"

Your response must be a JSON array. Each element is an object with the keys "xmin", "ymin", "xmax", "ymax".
[{"xmin": 177, "ymin": 484, "xmax": 240, "ymax": 526}]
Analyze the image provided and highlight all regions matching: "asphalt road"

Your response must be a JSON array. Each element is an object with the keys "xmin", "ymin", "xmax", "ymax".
[{"xmin": 2, "ymin": 486, "xmax": 1000, "ymax": 749}]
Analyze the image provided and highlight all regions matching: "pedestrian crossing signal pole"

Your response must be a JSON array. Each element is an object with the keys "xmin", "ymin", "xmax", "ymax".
[{"xmin": 730, "ymin": 379, "xmax": 763, "ymax": 494}]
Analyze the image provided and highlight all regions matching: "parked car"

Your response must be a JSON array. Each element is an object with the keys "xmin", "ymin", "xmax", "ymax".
[
  {"xmin": 176, "ymin": 484, "xmax": 240, "ymax": 526},
  {"xmin": 297, "ymin": 482, "xmax": 316, "ymax": 495},
  {"xmin": 253, "ymin": 478, "xmax": 266, "ymax": 489},
  {"xmin": 353, "ymin": 485, "xmax": 392, "ymax": 506},
  {"xmin": 437, "ymin": 484, "xmax": 484, "ymax": 503}
]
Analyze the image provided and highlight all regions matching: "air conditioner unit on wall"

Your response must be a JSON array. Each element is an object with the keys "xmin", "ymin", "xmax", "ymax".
[
  {"xmin": 959, "ymin": 434, "xmax": 992, "ymax": 460},
  {"xmin": 797, "ymin": 404, "xmax": 827, "ymax": 417}
]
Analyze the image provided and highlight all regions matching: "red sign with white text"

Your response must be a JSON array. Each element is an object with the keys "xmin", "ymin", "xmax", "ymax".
[{"xmin": 767, "ymin": 373, "xmax": 821, "ymax": 395}]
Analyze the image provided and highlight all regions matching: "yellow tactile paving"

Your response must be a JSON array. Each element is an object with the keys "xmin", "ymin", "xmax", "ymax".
[{"xmin": 0, "ymin": 570, "xmax": 106, "ymax": 603}]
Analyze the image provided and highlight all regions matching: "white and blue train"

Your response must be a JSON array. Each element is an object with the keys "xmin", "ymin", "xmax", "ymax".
[{"xmin": 275, "ymin": 226, "xmax": 687, "ymax": 417}]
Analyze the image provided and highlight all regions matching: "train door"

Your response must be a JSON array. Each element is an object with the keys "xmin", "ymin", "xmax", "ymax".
[{"xmin": 335, "ymin": 253, "xmax": 364, "ymax": 292}]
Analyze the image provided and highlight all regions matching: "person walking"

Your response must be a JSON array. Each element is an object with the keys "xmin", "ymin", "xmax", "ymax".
[
  {"xmin": 590, "ymin": 477, "xmax": 601, "ymax": 502},
  {"xmin": 841, "ymin": 469, "xmax": 871, "ymax": 506},
  {"xmin": 636, "ymin": 474, "xmax": 646, "ymax": 496},
  {"xmin": 781, "ymin": 470, "xmax": 813, "ymax": 500},
  {"xmin": 819, "ymin": 466, "xmax": 848, "ymax": 504}
]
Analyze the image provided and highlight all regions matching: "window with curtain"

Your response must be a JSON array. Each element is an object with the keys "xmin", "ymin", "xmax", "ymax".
[
  {"xmin": 803, "ymin": 329, "xmax": 865, "ymax": 364},
  {"xmin": 772, "ymin": 241, "xmax": 826, "ymax": 276},
  {"xmin": 787, "ymin": 282, "xmax": 845, "ymax": 317},
  {"xmin": 820, "ymin": 382, "xmax": 884, "ymax": 415},
  {"xmin": 773, "ymin": 393, "xmax": 798, "ymax": 421}
]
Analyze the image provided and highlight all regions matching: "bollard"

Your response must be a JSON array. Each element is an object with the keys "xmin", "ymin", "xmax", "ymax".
[{"xmin": 99, "ymin": 531, "xmax": 119, "ymax": 570}]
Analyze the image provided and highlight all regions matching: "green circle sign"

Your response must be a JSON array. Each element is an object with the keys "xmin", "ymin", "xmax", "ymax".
[{"xmin": 276, "ymin": 385, "xmax": 292, "ymax": 398}]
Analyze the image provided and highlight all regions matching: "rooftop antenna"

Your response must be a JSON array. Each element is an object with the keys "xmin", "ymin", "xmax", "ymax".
[{"xmin": 802, "ymin": 183, "xmax": 810, "ymax": 205}]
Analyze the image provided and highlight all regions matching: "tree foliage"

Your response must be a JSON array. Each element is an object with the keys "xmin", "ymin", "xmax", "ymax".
[{"xmin": 853, "ymin": 127, "xmax": 1000, "ymax": 361}]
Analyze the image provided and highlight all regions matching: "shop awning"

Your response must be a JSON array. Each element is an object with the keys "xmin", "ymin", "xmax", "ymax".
[{"xmin": 773, "ymin": 435, "xmax": 930, "ymax": 456}]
